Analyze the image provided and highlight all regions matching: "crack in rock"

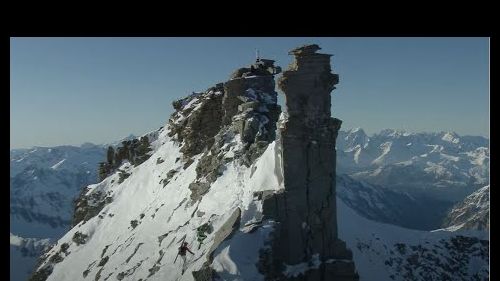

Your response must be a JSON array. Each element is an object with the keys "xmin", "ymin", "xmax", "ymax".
[{"xmin": 125, "ymin": 242, "xmax": 144, "ymax": 263}]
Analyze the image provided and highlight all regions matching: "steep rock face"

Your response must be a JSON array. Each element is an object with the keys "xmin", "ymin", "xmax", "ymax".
[
  {"xmin": 167, "ymin": 59, "xmax": 282, "ymax": 201},
  {"xmin": 169, "ymin": 85, "xmax": 225, "ymax": 158},
  {"xmin": 223, "ymin": 63, "xmax": 281, "ymax": 166},
  {"xmin": 442, "ymin": 185, "xmax": 490, "ymax": 231},
  {"xmin": 98, "ymin": 136, "xmax": 154, "ymax": 182},
  {"xmin": 262, "ymin": 45, "xmax": 358, "ymax": 280}
]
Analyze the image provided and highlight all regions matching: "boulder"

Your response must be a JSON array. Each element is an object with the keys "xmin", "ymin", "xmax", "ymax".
[{"xmin": 189, "ymin": 182, "xmax": 211, "ymax": 201}]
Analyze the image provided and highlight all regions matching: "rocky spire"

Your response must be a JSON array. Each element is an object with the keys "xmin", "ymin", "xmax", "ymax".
[{"xmin": 260, "ymin": 44, "xmax": 358, "ymax": 281}]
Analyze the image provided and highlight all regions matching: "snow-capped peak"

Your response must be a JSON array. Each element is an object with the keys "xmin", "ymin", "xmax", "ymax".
[
  {"xmin": 440, "ymin": 131, "xmax": 460, "ymax": 144},
  {"xmin": 377, "ymin": 128, "xmax": 411, "ymax": 138},
  {"xmin": 336, "ymin": 127, "xmax": 489, "ymax": 202}
]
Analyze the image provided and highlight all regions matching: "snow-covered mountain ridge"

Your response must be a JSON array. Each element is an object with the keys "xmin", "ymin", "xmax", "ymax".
[
  {"xmin": 442, "ymin": 185, "xmax": 490, "ymax": 231},
  {"xmin": 337, "ymin": 128, "xmax": 489, "ymax": 202},
  {"xmin": 337, "ymin": 199, "xmax": 488, "ymax": 281},
  {"xmin": 28, "ymin": 58, "xmax": 288, "ymax": 281},
  {"xmin": 10, "ymin": 144, "xmax": 106, "ymax": 239},
  {"xmin": 10, "ymin": 139, "xmax": 138, "ymax": 281}
]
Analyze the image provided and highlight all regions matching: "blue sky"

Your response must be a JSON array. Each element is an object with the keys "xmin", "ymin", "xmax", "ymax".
[{"xmin": 10, "ymin": 37, "xmax": 489, "ymax": 149}]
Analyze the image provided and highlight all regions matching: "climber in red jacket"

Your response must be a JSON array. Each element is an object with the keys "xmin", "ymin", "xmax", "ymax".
[{"xmin": 178, "ymin": 242, "xmax": 194, "ymax": 273}]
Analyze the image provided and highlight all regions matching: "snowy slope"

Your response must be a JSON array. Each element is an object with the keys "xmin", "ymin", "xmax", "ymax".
[
  {"xmin": 442, "ymin": 185, "xmax": 490, "ymax": 231},
  {"xmin": 336, "ymin": 128, "xmax": 489, "ymax": 202},
  {"xmin": 31, "ymin": 126, "xmax": 283, "ymax": 281}
]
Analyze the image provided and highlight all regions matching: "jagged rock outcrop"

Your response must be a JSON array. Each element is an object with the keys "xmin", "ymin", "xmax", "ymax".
[
  {"xmin": 73, "ymin": 134, "xmax": 156, "ymax": 227},
  {"xmin": 168, "ymin": 85, "xmax": 225, "ymax": 158},
  {"xmin": 72, "ymin": 186, "xmax": 114, "ymax": 227},
  {"xmin": 98, "ymin": 136, "xmax": 153, "ymax": 181},
  {"xmin": 168, "ymin": 58, "xmax": 282, "ymax": 202},
  {"xmin": 261, "ymin": 44, "xmax": 359, "ymax": 280},
  {"xmin": 223, "ymin": 59, "xmax": 281, "ymax": 166}
]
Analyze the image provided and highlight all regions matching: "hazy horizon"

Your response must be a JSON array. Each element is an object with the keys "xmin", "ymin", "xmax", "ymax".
[
  {"xmin": 10, "ymin": 37, "xmax": 489, "ymax": 149},
  {"xmin": 9, "ymin": 127, "xmax": 490, "ymax": 150}
]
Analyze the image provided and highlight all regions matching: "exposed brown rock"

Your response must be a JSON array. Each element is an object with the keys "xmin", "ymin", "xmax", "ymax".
[{"xmin": 169, "ymin": 90, "xmax": 225, "ymax": 158}]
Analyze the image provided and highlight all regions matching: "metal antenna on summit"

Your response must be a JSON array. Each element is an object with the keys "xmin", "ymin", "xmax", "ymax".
[{"xmin": 256, "ymin": 49, "xmax": 260, "ymax": 62}]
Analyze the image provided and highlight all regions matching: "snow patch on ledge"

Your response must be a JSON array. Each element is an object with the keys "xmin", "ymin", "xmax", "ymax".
[
  {"xmin": 283, "ymin": 253, "xmax": 321, "ymax": 277},
  {"xmin": 51, "ymin": 159, "xmax": 66, "ymax": 170}
]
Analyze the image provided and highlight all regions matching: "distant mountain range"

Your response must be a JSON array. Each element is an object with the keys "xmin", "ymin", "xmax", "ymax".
[
  {"xmin": 10, "ymin": 233, "xmax": 51, "ymax": 281},
  {"xmin": 10, "ymin": 135, "xmax": 138, "ymax": 240},
  {"xmin": 10, "ymin": 144, "xmax": 105, "ymax": 281},
  {"xmin": 10, "ymin": 129, "xmax": 488, "ymax": 237},
  {"xmin": 337, "ymin": 128, "xmax": 489, "ymax": 202},
  {"xmin": 10, "ymin": 144, "xmax": 106, "ymax": 239}
]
